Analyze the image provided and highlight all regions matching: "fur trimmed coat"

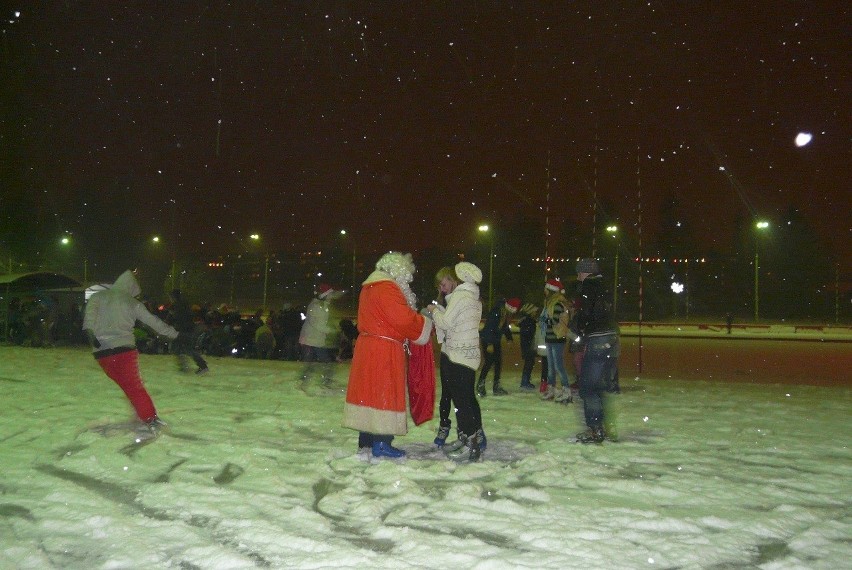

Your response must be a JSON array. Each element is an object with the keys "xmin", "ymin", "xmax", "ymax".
[{"xmin": 343, "ymin": 270, "xmax": 432, "ymax": 436}]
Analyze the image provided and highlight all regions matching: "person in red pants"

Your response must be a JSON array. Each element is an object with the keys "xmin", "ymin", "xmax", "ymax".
[{"xmin": 83, "ymin": 270, "xmax": 179, "ymax": 432}]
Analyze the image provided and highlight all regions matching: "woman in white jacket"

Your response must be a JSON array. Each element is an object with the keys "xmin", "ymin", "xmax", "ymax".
[{"xmin": 426, "ymin": 262, "xmax": 484, "ymax": 462}]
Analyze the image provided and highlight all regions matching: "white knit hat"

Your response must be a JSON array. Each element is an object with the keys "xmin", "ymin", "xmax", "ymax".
[{"xmin": 454, "ymin": 261, "xmax": 482, "ymax": 284}]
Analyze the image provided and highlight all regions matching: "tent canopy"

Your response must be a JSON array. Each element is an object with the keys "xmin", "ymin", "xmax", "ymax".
[{"xmin": 0, "ymin": 272, "xmax": 81, "ymax": 293}]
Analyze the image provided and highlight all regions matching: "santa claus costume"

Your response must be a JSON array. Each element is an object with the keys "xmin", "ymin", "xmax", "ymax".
[{"xmin": 343, "ymin": 252, "xmax": 432, "ymax": 459}]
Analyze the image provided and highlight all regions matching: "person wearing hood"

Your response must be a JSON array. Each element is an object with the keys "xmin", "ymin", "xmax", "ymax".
[
  {"xmin": 426, "ymin": 261, "xmax": 486, "ymax": 462},
  {"xmin": 343, "ymin": 252, "xmax": 432, "ymax": 459},
  {"xmin": 82, "ymin": 270, "xmax": 179, "ymax": 432}
]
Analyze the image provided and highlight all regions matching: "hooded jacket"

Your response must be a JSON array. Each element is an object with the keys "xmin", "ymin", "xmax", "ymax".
[{"xmin": 82, "ymin": 270, "xmax": 178, "ymax": 355}]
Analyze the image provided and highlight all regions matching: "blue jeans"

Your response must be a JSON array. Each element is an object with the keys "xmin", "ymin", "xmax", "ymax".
[
  {"xmin": 578, "ymin": 334, "xmax": 619, "ymax": 428},
  {"xmin": 545, "ymin": 342, "xmax": 570, "ymax": 387}
]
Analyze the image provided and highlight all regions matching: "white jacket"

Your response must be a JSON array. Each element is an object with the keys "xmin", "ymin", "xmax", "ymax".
[
  {"xmin": 431, "ymin": 282, "xmax": 482, "ymax": 370},
  {"xmin": 299, "ymin": 297, "xmax": 338, "ymax": 348},
  {"xmin": 82, "ymin": 270, "xmax": 178, "ymax": 352}
]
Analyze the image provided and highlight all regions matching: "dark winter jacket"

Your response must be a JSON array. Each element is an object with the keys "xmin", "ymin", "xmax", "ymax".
[
  {"xmin": 517, "ymin": 314, "xmax": 537, "ymax": 359},
  {"xmin": 569, "ymin": 274, "xmax": 618, "ymax": 340},
  {"xmin": 479, "ymin": 300, "xmax": 512, "ymax": 345},
  {"xmin": 169, "ymin": 296, "xmax": 196, "ymax": 334}
]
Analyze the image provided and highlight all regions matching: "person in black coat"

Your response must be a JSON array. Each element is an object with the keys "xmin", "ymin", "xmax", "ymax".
[
  {"xmin": 168, "ymin": 289, "xmax": 209, "ymax": 374},
  {"xmin": 477, "ymin": 297, "xmax": 520, "ymax": 396},
  {"xmin": 517, "ymin": 304, "xmax": 539, "ymax": 391},
  {"xmin": 569, "ymin": 259, "xmax": 620, "ymax": 443}
]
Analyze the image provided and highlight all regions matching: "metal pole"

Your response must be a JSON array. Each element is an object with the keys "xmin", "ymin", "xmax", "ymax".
[
  {"xmin": 352, "ymin": 246, "xmax": 357, "ymax": 291},
  {"xmin": 488, "ymin": 235, "xmax": 494, "ymax": 309},
  {"xmin": 754, "ymin": 251, "xmax": 759, "ymax": 322},
  {"xmin": 262, "ymin": 253, "xmax": 269, "ymax": 312},
  {"xmin": 229, "ymin": 259, "xmax": 235, "ymax": 305},
  {"xmin": 613, "ymin": 249, "xmax": 619, "ymax": 315},
  {"xmin": 835, "ymin": 262, "xmax": 840, "ymax": 324}
]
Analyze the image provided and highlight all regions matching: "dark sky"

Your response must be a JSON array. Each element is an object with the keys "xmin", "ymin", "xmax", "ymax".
[{"xmin": 2, "ymin": 2, "xmax": 849, "ymax": 276}]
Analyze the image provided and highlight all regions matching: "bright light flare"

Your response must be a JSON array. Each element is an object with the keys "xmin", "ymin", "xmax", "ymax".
[
  {"xmin": 794, "ymin": 132, "xmax": 812, "ymax": 147},
  {"xmin": 671, "ymin": 282, "xmax": 684, "ymax": 294}
]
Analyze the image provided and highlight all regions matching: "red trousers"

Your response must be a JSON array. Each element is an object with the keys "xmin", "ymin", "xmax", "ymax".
[{"xmin": 97, "ymin": 350, "xmax": 156, "ymax": 422}]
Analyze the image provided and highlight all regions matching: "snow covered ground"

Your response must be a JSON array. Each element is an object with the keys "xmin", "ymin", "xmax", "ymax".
[{"xmin": 1, "ymin": 345, "xmax": 850, "ymax": 569}]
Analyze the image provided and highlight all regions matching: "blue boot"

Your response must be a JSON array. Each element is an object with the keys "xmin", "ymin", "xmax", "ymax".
[{"xmin": 372, "ymin": 441, "xmax": 406, "ymax": 458}]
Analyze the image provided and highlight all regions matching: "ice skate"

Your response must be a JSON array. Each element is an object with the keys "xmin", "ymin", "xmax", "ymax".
[
  {"xmin": 576, "ymin": 427, "xmax": 605, "ymax": 444},
  {"xmin": 434, "ymin": 425, "xmax": 451, "ymax": 447},
  {"xmin": 476, "ymin": 378, "xmax": 487, "ymax": 398},
  {"xmin": 541, "ymin": 385, "xmax": 556, "ymax": 400},
  {"xmin": 554, "ymin": 387, "xmax": 573, "ymax": 404}
]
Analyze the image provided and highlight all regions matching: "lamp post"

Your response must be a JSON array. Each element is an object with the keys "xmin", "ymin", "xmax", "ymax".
[
  {"xmin": 250, "ymin": 233, "xmax": 269, "ymax": 313},
  {"xmin": 606, "ymin": 225, "xmax": 619, "ymax": 315},
  {"xmin": 151, "ymin": 235, "xmax": 175, "ymax": 292},
  {"xmin": 59, "ymin": 234, "xmax": 87, "ymax": 282},
  {"xmin": 478, "ymin": 224, "xmax": 494, "ymax": 308},
  {"xmin": 754, "ymin": 220, "xmax": 769, "ymax": 322},
  {"xmin": 340, "ymin": 229, "xmax": 356, "ymax": 291}
]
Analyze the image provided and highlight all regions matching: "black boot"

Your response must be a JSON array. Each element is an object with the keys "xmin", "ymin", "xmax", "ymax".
[
  {"xmin": 492, "ymin": 381, "xmax": 508, "ymax": 396},
  {"xmin": 476, "ymin": 377, "xmax": 487, "ymax": 397}
]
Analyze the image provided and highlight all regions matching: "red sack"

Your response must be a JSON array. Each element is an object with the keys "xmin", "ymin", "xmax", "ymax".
[{"xmin": 407, "ymin": 340, "xmax": 436, "ymax": 426}]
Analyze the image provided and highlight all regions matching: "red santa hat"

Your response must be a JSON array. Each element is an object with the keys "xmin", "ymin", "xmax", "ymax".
[
  {"xmin": 317, "ymin": 283, "xmax": 335, "ymax": 299},
  {"xmin": 544, "ymin": 278, "xmax": 564, "ymax": 293},
  {"xmin": 505, "ymin": 298, "xmax": 522, "ymax": 313}
]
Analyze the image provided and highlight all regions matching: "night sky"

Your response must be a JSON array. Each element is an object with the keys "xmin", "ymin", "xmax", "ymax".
[{"xmin": 2, "ymin": 2, "xmax": 849, "ymax": 277}]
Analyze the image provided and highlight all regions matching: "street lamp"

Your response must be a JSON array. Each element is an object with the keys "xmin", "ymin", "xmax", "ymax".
[
  {"xmin": 606, "ymin": 225, "xmax": 619, "ymax": 315},
  {"xmin": 151, "ymin": 235, "xmax": 176, "ymax": 291},
  {"xmin": 250, "ymin": 233, "xmax": 269, "ymax": 313},
  {"xmin": 340, "ymin": 229, "xmax": 356, "ymax": 291},
  {"xmin": 478, "ymin": 224, "xmax": 494, "ymax": 308},
  {"xmin": 754, "ymin": 220, "xmax": 769, "ymax": 322},
  {"xmin": 59, "ymin": 234, "xmax": 87, "ymax": 282}
]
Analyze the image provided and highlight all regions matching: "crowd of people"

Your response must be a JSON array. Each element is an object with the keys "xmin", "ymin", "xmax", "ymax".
[
  {"xmin": 4, "ymin": 296, "xmax": 85, "ymax": 348},
  {"xmin": 15, "ymin": 251, "xmax": 621, "ymax": 459}
]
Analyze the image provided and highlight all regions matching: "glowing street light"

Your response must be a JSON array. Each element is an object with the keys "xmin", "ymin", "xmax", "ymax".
[
  {"xmin": 754, "ymin": 220, "xmax": 769, "ymax": 322},
  {"xmin": 249, "ymin": 234, "xmax": 269, "ymax": 312},
  {"xmin": 59, "ymin": 233, "xmax": 87, "ymax": 282},
  {"xmin": 478, "ymin": 224, "xmax": 494, "ymax": 308},
  {"xmin": 606, "ymin": 225, "xmax": 619, "ymax": 314},
  {"xmin": 339, "ymin": 229, "xmax": 357, "ymax": 292}
]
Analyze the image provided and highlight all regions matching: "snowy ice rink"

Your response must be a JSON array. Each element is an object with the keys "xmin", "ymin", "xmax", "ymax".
[{"xmin": 1, "ymin": 345, "xmax": 850, "ymax": 569}]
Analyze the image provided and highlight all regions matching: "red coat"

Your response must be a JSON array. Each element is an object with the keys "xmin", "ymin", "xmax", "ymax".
[{"xmin": 343, "ymin": 273, "xmax": 432, "ymax": 436}]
